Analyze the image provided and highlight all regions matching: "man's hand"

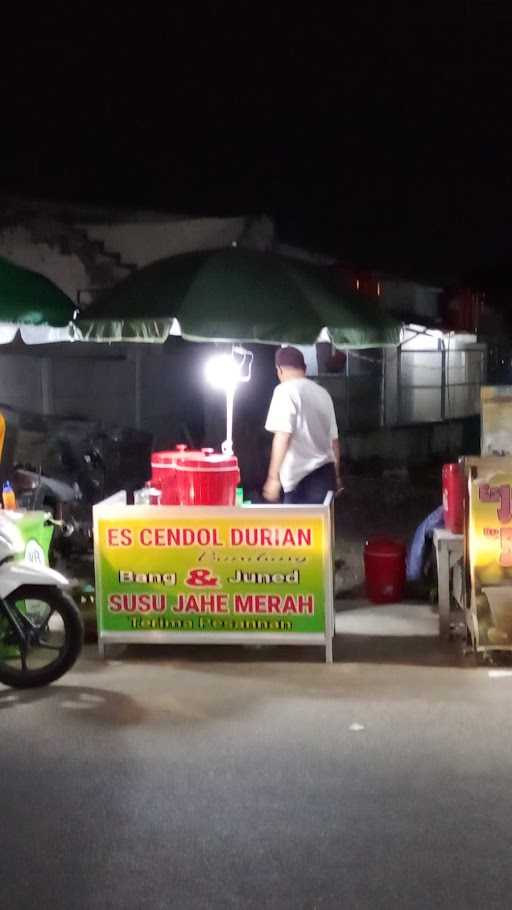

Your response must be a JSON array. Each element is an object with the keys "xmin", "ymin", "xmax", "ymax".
[
  {"xmin": 264, "ymin": 432, "xmax": 291, "ymax": 503},
  {"xmin": 332, "ymin": 439, "xmax": 342, "ymax": 495},
  {"xmin": 263, "ymin": 477, "xmax": 282, "ymax": 502}
]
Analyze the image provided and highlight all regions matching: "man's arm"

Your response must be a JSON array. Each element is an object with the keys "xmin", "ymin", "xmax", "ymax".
[
  {"xmin": 332, "ymin": 438, "xmax": 342, "ymax": 490},
  {"xmin": 263, "ymin": 431, "xmax": 291, "ymax": 501}
]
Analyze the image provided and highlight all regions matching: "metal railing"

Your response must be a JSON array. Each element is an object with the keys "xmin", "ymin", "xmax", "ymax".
[
  {"xmin": 396, "ymin": 345, "xmax": 486, "ymax": 425},
  {"xmin": 318, "ymin": 344, "xmax": 487, "ymax": 432}
]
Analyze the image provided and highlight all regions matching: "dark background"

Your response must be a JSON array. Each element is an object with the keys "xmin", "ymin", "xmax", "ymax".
[{"xmin": 2, "ymin": 3, "xmax": 512, "ymax": 283}]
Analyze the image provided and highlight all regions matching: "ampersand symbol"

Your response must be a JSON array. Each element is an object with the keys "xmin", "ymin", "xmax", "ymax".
[{"xmin": 185, "ymin": 568, "xmax": 219, "ymax": 587}]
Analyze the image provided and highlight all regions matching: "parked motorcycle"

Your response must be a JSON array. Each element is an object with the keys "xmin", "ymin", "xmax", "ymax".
[{"xmin": 0, "ymin": 512, "xmax": 83, "ymax": 688}]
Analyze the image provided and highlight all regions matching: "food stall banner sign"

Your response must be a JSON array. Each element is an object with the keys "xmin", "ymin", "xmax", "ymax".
[
  {"xmin": 481, "ymin": 386, "xmax": 512, "ymax": 457},
  {"xmin": 94, "ymin": 498, "xmax": 334, "ymax": 660},
  {"xmin": 468, "ymin": 457, "xmax": 512, "ymax": 649}
]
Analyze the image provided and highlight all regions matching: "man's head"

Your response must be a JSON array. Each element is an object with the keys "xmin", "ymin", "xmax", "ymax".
[{"xmin": 275, "ymin": 346, "xmax": 306, "ymax": 382}]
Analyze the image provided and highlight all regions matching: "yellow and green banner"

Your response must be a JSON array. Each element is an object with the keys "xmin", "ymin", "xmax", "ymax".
[
  {"xmin": 95, "ymin": 507, "xmax": 332, "ymax": 639},
  {"xmin": 469, "ymin": 458, "xmax": 512, "ymax": 649}
]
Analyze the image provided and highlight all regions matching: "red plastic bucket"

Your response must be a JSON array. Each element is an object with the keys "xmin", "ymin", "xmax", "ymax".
[
  {"xmin": 364, "ymin": 537, "xmax": 406, "ymax": 604},
  {"xmin": 174, "ymin": 449, "xmax": 240, "ymax": 506},
  {"xmin": 442, "ymin": 463, "xmax": 464, "ymax": 534},
  {"xmin": 151, "ymin": 445, "xmax": 191, "ymax": 505}
]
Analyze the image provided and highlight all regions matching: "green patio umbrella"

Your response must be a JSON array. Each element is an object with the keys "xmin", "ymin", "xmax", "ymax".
[
  {"xmin": 77, "ymin": 248, "xmax": 401, "ymax": 348},
  {"xmin": 0, "ymin": 256, "xmax": 77, "ymax": 343}
]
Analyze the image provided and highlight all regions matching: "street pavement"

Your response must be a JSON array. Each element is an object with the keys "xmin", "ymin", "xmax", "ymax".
[{"xmin": 2, "ymin": 605, "xmax": 512, "ymax": 909}]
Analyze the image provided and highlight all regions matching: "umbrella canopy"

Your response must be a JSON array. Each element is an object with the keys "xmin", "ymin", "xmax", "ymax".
[
  {"xmin": 0, "ymin": 256, "xmax": 77, "ymax": 344},
  {"xmin": 77, "ymin": 248, "xmax": 400, "ymax": 348}
]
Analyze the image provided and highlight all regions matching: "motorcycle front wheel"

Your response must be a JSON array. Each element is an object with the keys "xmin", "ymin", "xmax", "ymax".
[{"xmin": 0, "ymin": 586, "xmax": 84, "ymax": 688}]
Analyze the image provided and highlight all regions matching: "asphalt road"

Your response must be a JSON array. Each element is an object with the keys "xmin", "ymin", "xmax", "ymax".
[{"xmin": 2, "ymin": 634, "xmax": 512, "ymax": 910}]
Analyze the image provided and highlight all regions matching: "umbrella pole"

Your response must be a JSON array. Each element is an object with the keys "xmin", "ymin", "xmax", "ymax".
[
  {"xmin": 134, "ymin": 348, "xmax": 142, "ymax": 429},
  {"xmin": 41, "ymin": 358, "xmax": 53, "ymax": 415}
]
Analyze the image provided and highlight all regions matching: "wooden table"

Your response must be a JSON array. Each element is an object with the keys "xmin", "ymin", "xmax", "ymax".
[{"xmin": 432, "ymin": 528, "xmax": 464, "ymax": 638}]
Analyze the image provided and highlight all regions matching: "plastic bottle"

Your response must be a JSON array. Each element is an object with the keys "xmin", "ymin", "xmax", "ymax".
[{"xmin": 2, "ymin": 481, "xmax": 16, "ymax": 510}]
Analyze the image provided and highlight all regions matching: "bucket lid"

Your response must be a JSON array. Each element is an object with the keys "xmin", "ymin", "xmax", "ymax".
[
  {"xmin": 152, "ymin": 446, "xmax": 199, "ymax": 467},
  {"xmin": 442, "ymin": 463, "xmax": 462, "ymax": 475},
  {"xmin": 174, "ymin": 450, "xmax": 239, "ymax": 470},
  {"xmin": 364, "ymin": 536, "xmax": 406, "ymax": 557}
]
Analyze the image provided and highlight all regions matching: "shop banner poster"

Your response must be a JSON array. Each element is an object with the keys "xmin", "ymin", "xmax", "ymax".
[
  {"xmin": 469, "ymin": 460, "xmax": 512, "ymax": 648},
  {"xmin": 95, "ymin": 513, "xmax": 329, "ymax": 637}
]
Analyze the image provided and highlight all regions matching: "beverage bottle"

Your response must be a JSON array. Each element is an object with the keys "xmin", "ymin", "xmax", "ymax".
[{"xmin": 2, "ymin": 481, "xmax": 16, "ymax": 510}]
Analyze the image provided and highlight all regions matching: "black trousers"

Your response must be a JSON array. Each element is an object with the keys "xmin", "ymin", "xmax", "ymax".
[{"xmin": 283, "ymin": 462, "xmax": 337, "ymax": 505}]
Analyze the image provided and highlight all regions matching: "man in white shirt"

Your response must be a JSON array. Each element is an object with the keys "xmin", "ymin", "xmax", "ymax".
[{"xmin": 263, "ymin": 346, "xmax": 341, "ymax": 504}]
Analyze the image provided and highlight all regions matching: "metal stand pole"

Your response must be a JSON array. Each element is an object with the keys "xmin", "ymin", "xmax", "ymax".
[{"xmin": 223, "ymin": 385, "xmax": 235, "ymax": 456}]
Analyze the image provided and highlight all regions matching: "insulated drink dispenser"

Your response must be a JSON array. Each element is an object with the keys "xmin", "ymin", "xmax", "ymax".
[
  {"xmin": 151, "ymin": 445, "xmax": 189, "ymax": 505},
  {"xmin": 174, "ymin": 449, "xmax": 240, "ymax": 506}
]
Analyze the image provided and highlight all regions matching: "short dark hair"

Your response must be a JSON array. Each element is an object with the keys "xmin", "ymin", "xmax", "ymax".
[{"xmin": 275, "ymin": 346, "xmax": 306, "ymax": 371}]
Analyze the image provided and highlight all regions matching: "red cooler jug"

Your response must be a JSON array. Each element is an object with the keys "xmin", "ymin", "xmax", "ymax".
[
  {"xmin": 151, "ymin": 445, "xmax": 190, "ymax": 505},
  {"xmin": 442, "ymin": 463, "xmax": 464, "ymax": 534},
  {"xmin": 364, "ymin": 537, "xmax": 406, "ymax": 604},
  {"xmin": 174, "ymin": 449, "xmax": 240, "ymax": 506}
]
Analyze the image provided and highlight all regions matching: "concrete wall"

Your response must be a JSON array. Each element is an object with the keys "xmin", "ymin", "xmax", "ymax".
[
  {"xmin": 0, "ymin": 342, "xmax": 208, "ymax": 448},
  {"xmin": 0, "ymin": 200, "xmax": 261, "ymax": 305},
  {"xmin": 380, "ymin": 279, "xmax": 441, "ymax": 320},
  {"xmin": 80, "ymin": 216, "xmax": 249, "ymax": 269},
  {"xmin": 343, "ymin": 417, "xmax": 480, "ymax": 468},
  {"xmin": 0, "ymin": 225, "xmax": 92, "ymax": 303},
  {"xmin": 0, "ymin": 350, "xmax": 47, "ymax": 413}
]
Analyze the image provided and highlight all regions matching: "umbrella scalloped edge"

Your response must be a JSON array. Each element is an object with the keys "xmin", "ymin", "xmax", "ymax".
[{"xmin": 74, "ymin": 316, "xmax": 402, "ymax": 348}]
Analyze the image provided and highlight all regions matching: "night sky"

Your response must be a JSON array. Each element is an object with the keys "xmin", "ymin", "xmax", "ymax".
[{"xmin": 2, "ymin": 5, "xmax": 512, "ymax": 283}]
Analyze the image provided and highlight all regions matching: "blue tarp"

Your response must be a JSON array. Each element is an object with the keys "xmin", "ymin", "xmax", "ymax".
[{"xmin": 407, "ymin": 505, "xmax": 444, "ymax": 581}]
